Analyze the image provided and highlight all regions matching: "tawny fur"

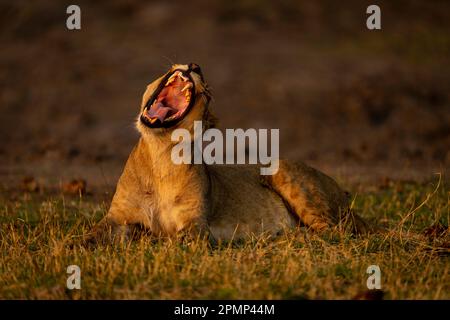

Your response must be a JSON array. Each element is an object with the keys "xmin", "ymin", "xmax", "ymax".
[{"xmin": 86, "ymin": 64, "xmax": 368, "ymax": 245}]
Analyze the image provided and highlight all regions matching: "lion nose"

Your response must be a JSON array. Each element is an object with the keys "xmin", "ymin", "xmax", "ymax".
[{"xmin": 188, "ymin": 63, "xmax": 202, "ymax": 75}]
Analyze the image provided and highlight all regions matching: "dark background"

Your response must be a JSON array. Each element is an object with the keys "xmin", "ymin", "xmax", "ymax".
[{"xmin": 0, "ymin": 0, "xmax": 449, "ymax": 187}]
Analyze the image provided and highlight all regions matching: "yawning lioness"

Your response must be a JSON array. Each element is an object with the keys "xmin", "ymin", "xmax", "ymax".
[{"xmin": 86, "ymin": 63, "xmax": 368, "ymax": 244}]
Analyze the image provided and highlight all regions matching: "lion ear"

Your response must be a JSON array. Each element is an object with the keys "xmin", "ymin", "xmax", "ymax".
[{"xmin": 203, "ymin": 108, "xmax": 219, "ymax": 129}]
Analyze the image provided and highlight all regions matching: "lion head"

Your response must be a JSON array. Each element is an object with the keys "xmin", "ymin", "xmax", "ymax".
[{"xmin": 136, "ymin": 63, "xmax": 216, "ymax": 136}]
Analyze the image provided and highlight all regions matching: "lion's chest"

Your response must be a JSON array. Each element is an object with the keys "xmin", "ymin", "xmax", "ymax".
[{"xmin": 142, "ymin": 182, "xmax": 206, "ymax": 235}]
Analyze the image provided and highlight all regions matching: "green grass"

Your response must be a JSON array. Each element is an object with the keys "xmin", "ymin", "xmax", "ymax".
[{"xmin": 0, "ymin": 177, "xmax": 448, "ymax": 299}]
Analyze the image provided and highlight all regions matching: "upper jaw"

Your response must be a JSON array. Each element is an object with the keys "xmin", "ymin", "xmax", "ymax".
[{"xmin": 140, "ymin": 69, "xmax": 196, "ymax": 129}]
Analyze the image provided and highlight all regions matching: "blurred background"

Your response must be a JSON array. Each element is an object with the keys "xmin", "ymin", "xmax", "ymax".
[{"xmin": 0, "ymin": 0, "xmax": 449, "ymax": 188}]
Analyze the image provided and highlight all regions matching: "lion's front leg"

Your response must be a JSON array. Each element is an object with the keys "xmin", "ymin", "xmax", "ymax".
[
  {"xmin": 173, "ymin": 217, "xmax": 213, "ymax": 243},
  {"xmin": 156, "ymin": 166, "xmax": 213, "ymax": 241},
  {"xmin": 160, "ymin": 201, "xmax": 211, "ymax": 240},
  {"xmin": 83, "ymin": 216, "xmax": 130, "ymax": 246}
]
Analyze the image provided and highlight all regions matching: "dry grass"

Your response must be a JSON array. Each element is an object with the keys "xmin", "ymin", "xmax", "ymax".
[{"xmin": 0, "ymin": 177, "xmax": 448, "ymax": 299}]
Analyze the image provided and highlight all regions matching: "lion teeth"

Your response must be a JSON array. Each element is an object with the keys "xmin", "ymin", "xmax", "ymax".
[
  {"xmin": 150, "ymin": 118, "xmax": 157, "ymax": 124},
  {"xmin": 181, "ymin": 83, "xmax": 193, "ymax": 92},
  {"xmin": 180, "ymin": 74, "xmax": 189, "ymax": 82},
  {"xmin": 166, "ymin": 71, "xmax": 181, "ymax": 85}
]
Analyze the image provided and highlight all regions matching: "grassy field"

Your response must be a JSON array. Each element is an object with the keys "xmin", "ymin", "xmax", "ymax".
[{"xmin": 0, "ymin": 176, "xmax": 448, "ymax": 299}]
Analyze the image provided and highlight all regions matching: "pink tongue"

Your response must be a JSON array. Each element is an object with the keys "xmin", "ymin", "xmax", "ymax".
[{"xmin": 146, "ymin": 101, "xmax": 177, "ymax": 122}]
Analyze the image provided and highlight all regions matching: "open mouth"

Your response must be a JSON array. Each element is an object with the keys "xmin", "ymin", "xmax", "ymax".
[{"xmin": 141, "ymin": 70, "xmax": 195, "ymax": 128}]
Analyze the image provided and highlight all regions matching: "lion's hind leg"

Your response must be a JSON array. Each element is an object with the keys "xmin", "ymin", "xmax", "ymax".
[{"xmin": 263, "ymin": 160, "xmax": 354, "ymax": 233}]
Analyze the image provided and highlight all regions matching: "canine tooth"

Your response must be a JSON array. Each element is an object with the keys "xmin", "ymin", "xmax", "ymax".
[
  {"xmin": 150, "ymin": 118, "xmax": 157, "ymax": 124},
  {"xmin": 167, "ymin": 72, "xmax": 180, "ymax": 83},
  {"xmin": 181, "ymin": 83, "xmax": 193, "ymax": 92},
  {"xmin": 180, "ymin": 74, "xmax": 189, "ymax": 82}
]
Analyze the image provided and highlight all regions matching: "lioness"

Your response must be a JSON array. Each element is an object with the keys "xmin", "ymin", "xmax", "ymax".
[{"xmin": 87, "ymin": 63, "xmax": 368, "ymax": 244}]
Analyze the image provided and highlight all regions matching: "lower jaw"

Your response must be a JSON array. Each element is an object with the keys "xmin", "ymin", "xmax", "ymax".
[
  {"xmin": 141, "ymin": 101, "xmax": 194, "ymax": 128},
  {"xmin": 140, "ymin": 114, "xmax": 183, "ymax": 129}
]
